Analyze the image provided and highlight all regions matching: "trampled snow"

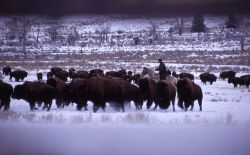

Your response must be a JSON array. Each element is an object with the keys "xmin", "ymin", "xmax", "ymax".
[{"xmin": 0, "ymin": 67, "xmax": 250, "ymax": 155}]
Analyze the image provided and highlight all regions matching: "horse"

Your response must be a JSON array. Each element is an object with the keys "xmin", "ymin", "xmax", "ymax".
[
  {"xmin": 141, "ymin": 67, "xmax": 159, "ymax": 81},
  {"xmin": 141, "ymin": 67, "xmax": 178, "ymax": 85}
]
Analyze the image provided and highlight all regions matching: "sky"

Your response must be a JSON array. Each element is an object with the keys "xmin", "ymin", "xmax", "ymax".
[{"xmin": 0, "ymin": 0, "xmax": 249, "ymax": 16}]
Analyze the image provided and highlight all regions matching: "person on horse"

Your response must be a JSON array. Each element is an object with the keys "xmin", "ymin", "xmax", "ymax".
[{"xmin": 156, "ymin": 59, "xmax": 167, "ymax": 81}]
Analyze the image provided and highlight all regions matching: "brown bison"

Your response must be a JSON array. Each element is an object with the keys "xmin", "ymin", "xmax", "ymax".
[
  {"xmin": 199, "ymin": 72, "xmax": 217, "ymax": 85},
  {"xmin": 71, "ymin": 71, "xmax": 90, "ymax": 79},
  {"xmin": 69, "ymin": 68, "xmax": 76, "ymax": 80},
  {"xmin": 0, "ymin": 80, "xmax": 13, "ymax": 111},
  {"xmin": 63, "ymin": 77, "xmax": 124, "ymax": 112},
  {"xmin": 12, "ymin": 81, "xmax": 56, "ymax": 111},
  {"xmin": 179, "ymin": 73, "xmax": 194, "ymax": 81},
  {"xmin": 157, "ymin": 80, "xmax": 176, "ymax": 111},
  {"xmin": 219, "ymin": 71, "xmax": 236, "ymax": 80},
  {"xmin": 228, "ymin": 75, "xmax": 250, "ymax": 88},
  {"xmin": 51, "ymin": 67, "xmax": 63, "ymax": 75},
  {"xmin": 106, "ymin": 69, "xmax": 127, "ymax": 78},
  {"xmin": 240, "ymin": 75, "xmax": 250, "ymax": 88},
  {"xmin": 113, "ymin": 78, "xmax": 143, "ymax": 110},
  {"xmin": 62, "ymin": 78, "xmax": 89, "ymax": 111},
  {"xmin": 47, "ymin": 71, "xmax": 54, "ymax": 79},
  {"xmin": 89, "ymin": 69, "xmax": 104, "ymax": 77},
  {"xmin": 46, "ymin": 77, "xmax": 69, "ymax": 108},
  {"xmin": 37, "ymin": 73, "xmax": 43, "ymax": 81},
  {"xmin": 2, "ymin": 66, "xmax": 11, "ymax": 76},
  {"xmin": 55, "ymin": 70, "xmax": 69, "ymax": 82},
  {"xmin": 177, "ymin": 78, "xmax": 203, "ymax": 111},
  {"xmin": 10, "ymin": 70, "xmax": 28, "ymax": 81},
  {"xmin": 138, "ymin": 78, "xmax": 159, "ymax": 110}
]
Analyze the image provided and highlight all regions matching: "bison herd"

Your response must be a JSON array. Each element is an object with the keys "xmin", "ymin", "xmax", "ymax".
[{"xmin": 0, "ymin": 65, "xmax": 249, "ymax": 112}]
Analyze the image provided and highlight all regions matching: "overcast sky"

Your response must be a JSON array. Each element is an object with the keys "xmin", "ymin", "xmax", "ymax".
[{"xmin": 0, "ymin": 0, "xmax": 249, "ymax": 16}]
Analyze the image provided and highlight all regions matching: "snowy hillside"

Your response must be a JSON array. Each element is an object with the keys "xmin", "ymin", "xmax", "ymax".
[{"xmin": 0, "ymin": 15, "xmax": 250, "ymax": 55}]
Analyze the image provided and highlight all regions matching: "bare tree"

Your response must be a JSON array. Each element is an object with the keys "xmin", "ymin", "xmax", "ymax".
[
  {"xmin": 67, "ymin": 27, "xmax": 80, "ymax": 45},
  {"xmin": 175, "ymin": 17, "xmax": 187, "ymax": 36},
  {"xmin": 96, "ymin": 22, "xmax": 111, "ymax": 44},
  {"xmin": 148, "ymin": 20, "xmax": 159, "ymax": 44},
  {"xmin": 5, "ymin": 16, "xmax": 32, "ymax": 58},
  {"xmin": 239, "ymin": 16, "xmax": 246, "ymax": 53},
  {"xmin": 47, "ymin": 21, "xmax": 61, "ymax": 42}
]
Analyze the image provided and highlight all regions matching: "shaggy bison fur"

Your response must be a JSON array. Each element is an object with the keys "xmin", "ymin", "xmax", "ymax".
[
  {"xmin": 55, "ymin": 70, "xmax": 69, "ymax": 82},
  {"xmin": 2, "ymin": 66, "xmax": 11, "ymax": 76},
  {"xmin": 228, "ymin": 75, "xmax": 250, "ymax": 88},
  {"xmin": 157, "ymin": 80, "xmax": 176, "ymax": 111},
  {"xmin": 179, "ymin": 72, "xmax": 194, "ymax": 81},
  {"xmin": 219, "ymin": 71, "xmax": 236, "ymax": 80},
  {"xmin": 10, "ymin": 70, "xmax": 28, "ymax": 82},
  {"xmin": 12, "ymin": 81, "xmax": 56, "ymax": 111},
  {"xmin": 138, "ymin": 78, "xmax": 159, "ymax": 110},
  {"xmin": 46, "ymin": 77, "xmax": 69, "ymax": 108},
  {"xmin": 199, "ymin": 72, "xmax": 217, "ymax": 85},
  {"xmin": 177, "ymin": 78, "xmax": 203, "ymax": 111},
  {"xmin": 113, "ymin": 78, "xmax": 143, "ymax": 110}
]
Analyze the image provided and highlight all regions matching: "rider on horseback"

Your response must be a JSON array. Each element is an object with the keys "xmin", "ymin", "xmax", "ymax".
[{"xmin": 156, "ymin": 59, "xmax": 167, "ymax": 81}]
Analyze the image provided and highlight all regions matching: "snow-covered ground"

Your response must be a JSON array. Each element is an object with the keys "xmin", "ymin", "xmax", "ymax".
[{"xmin": 0, "ymin": 66, "xmax": 250, "ymax": 155}]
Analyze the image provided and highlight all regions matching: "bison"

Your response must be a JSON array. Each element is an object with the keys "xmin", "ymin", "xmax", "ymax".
[
  {"xmin": 47, "ymin": 71, "xmax": 54, "ymax": 79},
  {"xmin": 37, "ymin": 73, "xmax": 43, "ymax": 81},
  {"xmin": 0, "ymin": 80, "xmax": 13, "ymax": 111},
  {"xmin": 51, "ymin": 67, "xmax": 63, "ymax": 75},
  {"xmin": 89, "ymin": 69, "xmax": 104, "ymax": 77},
  {"xmin": 64, "ymin": 77, "xmax": 124, "ymax": 112},
  {"xmin": 199, "ymin": 72, "xmax": 217, "ymax": 85},
  {"xmin": 138, "ymin": 77, "xmax": 159, "ymax": 110},
  {"xmin": 72, "ymin": 71, "xmax": 90, "ymax": 79},
  {"xmin": 157, "ymin": 80, "xmax": 176, "ymax": 111},
  {"xmin": 219, "ymin": 71, "xmax": 236, "ymax": 80},
  {"xmin": 113, "ymin": 78, "xmax": 143, "ymax": 110},
  {"xmin": 2, "ymin": 66, "xmax": 11, "ymax": 76},
  {"xmin": 10, "ymin": 70, "xmax": 28, "ymax": 82},
  {"xmin": 179, "ymin": 73, "xmax": 194, "ymax": 81},
  {"xmin": 46, "ymin": 77, "xmax": 69, "ymax": 108},
  {"xmin": 172, "ymin": 71, "xmax": 178, "ymax": 78},
  {"xmin": 12, "ymin": 81, "xmax": 56, "ymax": 111},
  {"xmin": 177, "ymin": 78, "xmax": 203, "ymax": 111},
  {"xmin": 62, "ymin": 78, "xmax": 89, "ymax": 111},
  {"xmin": 228, "ymin": 76, "xmax": 250, "ymax": 88},
  {"xmin": 240, "ymin": 75, "xmax": 250, "ymax": 88},
  {"xmin": 55, "ymin": 70, "xmax": 69, "ymax": 82}
]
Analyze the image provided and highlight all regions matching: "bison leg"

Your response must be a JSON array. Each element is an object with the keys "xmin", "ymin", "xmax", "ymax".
[
  {"xmin": 56, "ymin": 98, "xmax": 63, "ymax": 108},
  {"xmin": 172, "ymin": 98, "xmax": 176, "ymax": 112},
  {"xmin": 198, "ymin": 99, "xmax": 202, "ymax": 111},
  {"xmin": 29, "ymin": 102, "xmax": 36, "ymax": 111},
  {"xmin": 146, "ymin": 99, "xmax": 153, "ymax": 109},
  {"xmin": 93, "ymin": 105, "xmax": 100, "ymax": 113},
  {"xmin": 153, "ymin": 104, "xmax": 158, "ymax": 110},
  {"xmin": 184, "ymin": 102, "xmax": 191, "ymax": 111},
  {"xmin": 190, "ymin": 101, "xmax": 194, "ymax": 111},
  {"xmin": 2, "ymin": 98, "xmax": 11, "ymax": 111},
  {"xmin": 47, "ymin": 100, "xmax": 52, "ymax": 111},
  {"xmin": 177, "ymin": 99, "xmax": 184, "ymax": 110},
  {"xmin": 120, "ymin": 102, "xmax": 125, "ymax": 112}
]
